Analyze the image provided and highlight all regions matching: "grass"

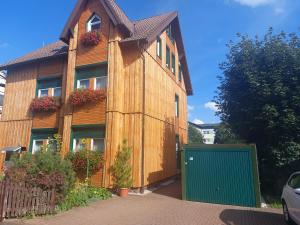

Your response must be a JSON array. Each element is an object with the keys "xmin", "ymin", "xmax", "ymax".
[{"xmin": 264, "ymin": 195, "xmax": 282, "ymax": 209}]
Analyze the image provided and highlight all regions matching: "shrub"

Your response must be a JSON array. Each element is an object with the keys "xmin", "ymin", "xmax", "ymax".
[
  {"xmin": 57, "ymin": 183, "xmax": 111, "ymax": 212},
  {"xmin": 111, "ymin": 140, "xmax": 133, "ymax": 189},
  {"xmin": 67, "ymin": 149, "xmax": 104, "ymax": 179},
  {"xmin": 30, "ymin": 97, "xmax": 60, "ymax": 113},
  {"xmin": 6, "ymin": 151, "xmax": 75, "ymax": 203},
  {"xmin": 80, "ymin": 31, "xmax": 101, "ymax": 47},
  {"xmin": 69, "ymin": 89, "xmax": 106, "ymax": 106}
]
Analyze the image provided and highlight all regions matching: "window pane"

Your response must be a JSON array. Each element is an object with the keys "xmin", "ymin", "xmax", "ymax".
[
  {"xmin": 39, "ymin": 89, "xmax": 49, "ymax": 97},
  {"xmin": 95, "ymin": 77, "xmax": 107, "ymax": 89},
  {"xmin": 74, "ymin": 139, "xmax": 86, "ymax": 152},
  {"xmin": 289, "ymin": 175, "xmax": 300, "ymax": 189},
  {"xmin": 91, "ymin": 23, "xmax": 101, "ymax": 31},
  {"xmin": 157, "ymin": 38, "xmax": 161, "ymax": 58},
  {"xmin": 172, "ymin": 54, "xmax": 176, "ymax": 74},
  {"xmin": 78, "ymin": 79, "xmax": 90, "ymax": 89},
  {"xmin": 33, "ymin": 140, "xmax": 45, "ymax": 153},
  {"xmin": 166, "ymin": 47, "xmax": 170, "ymax": 68},
  {"xmin": 175, "ymin": 95, "xmax": 179, "ymax": 117},
  {"xmin": 53, "ymin": 87, "xmax": 62, "ymax": 97},
  {"xmin": 92, "ymin": 138, "xmax": 104, "ymax": 152},
  {"xmin": 91, "ymin": 16, "xmax": 101, "ymax": 23}
]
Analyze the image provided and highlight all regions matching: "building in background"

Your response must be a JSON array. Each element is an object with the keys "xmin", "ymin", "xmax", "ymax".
[
  {"xmin": 0, "ymin": 71, "xmax": 5, "ymax": 119},
  {"xmin": 189, "ymin": 122, "xmax": 219, "ymax": 144}
]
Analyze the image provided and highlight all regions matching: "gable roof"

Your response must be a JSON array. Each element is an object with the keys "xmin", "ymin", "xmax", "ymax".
[
  {"xmin": 0, "ymin": 0, "xmax": 193, "ymax": 95},
  {"xmin": 0, "ymin": 41, "xmax": 68, "ymax": 70}
]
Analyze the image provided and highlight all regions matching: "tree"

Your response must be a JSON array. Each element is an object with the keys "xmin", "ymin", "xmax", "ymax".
[
  {"xmin": 216, "ymin": 29, "xmax": 300, "ymax": 192},
  {"xmin": 188, "ymin": 124, "xmax": 204, "ymax": 144},
  {"xmin": 214, "ymin": 123, "xmax": 241, "ymax": 144}
]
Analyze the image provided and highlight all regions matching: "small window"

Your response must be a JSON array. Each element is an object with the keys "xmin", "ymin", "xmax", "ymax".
[
  {"xmin": 172, "ymin": 54, "xmax": 176, "ymax": 75},
  {"xmin": 53, "ymin": 87, "xmax": 62, "ymax": 97},
  {"xmin": 95, "ymin": 77, "xmax": 107, "ymax": 90},
  {"xmin": 166, "ymin": 24, "xmax": 174, "ymax": 43},
  {"xmin": 87, "ymin": 14, "xmax": 101, "ymax": 32},
  {"xmin": 77, "ymin": 79, "xmax": 90, "ymax": 89},
  {"xmin": 33, "ymin": 139, "xmax": 47, "ymax": 154},
  {"xmin": 166, "ymin": 46, "xmax": 170, "ymax": 69},
  {"xmin": 92, "ymin": 138, "xmax": 105, "ymax": 152},
  {"xmin": 157, "ymin": 37, "xmax": 162, "ymax": 58},
  {"xmin": 38, "ymin": 89, "xmax": 49, "ymax": 97},
  {"xmin": 178, "ymin": 65, "xmax": 182, "ymax": 82},
  {"xmin": 73, "ymin": 139, "xmax": 86, "ymax": 152},
  {"xmin": 288, "ymin": 174, "xmax": 300, "ymax": 189},
  {"xmin": 175, "ymin": 94, "xmax": 179, "ymax": 117}
]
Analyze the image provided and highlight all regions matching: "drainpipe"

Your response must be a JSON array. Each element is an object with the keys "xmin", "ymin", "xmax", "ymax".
[{"xmin": 138, "ymin": 40, "xmax": 146, "ymax": 194}]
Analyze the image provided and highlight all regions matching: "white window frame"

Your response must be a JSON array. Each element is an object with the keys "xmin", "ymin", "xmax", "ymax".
[
  {"xmin": 87, "ymin": 14, "xmax": 101, "ymax": 32},
  {"xmin": 32, "ymin": 139, "xmax": 48, "ymax": 154},
  {"xmin": 52, "ymin": 87, "xmax": 62, "ymax": 97},
  {"xmin": 38, "ymin": 88, "xmax": 49, "ymax": 97},
  {"xmin": 157, "ymin": 38, "xmax": 161, "ymax": 58},
  {"xmin": 77, "ymin": 79, "xmax": 90, "ymax": 89},
  {"xmin": 94, "ymin": 76, "xmax": 107, "ymax": 90}
]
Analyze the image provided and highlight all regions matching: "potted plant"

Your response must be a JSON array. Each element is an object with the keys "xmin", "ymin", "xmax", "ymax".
[
  {"xmin": 29, "ymin": 96, "xmax": 60, "ymax": 113},
  {"xmin": 80, "ymin": 31, "xmax": 101, "ymax": 47},
  {"xmin": 111, "ymin": 140, "xmax": 133, "ymax": 197},
  {"xmin": 69, "ymin": 89, "xmax": 106, "ymax": 107}
]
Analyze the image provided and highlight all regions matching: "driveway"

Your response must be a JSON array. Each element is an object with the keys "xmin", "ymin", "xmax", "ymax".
[{"xmin": 3, "ymin": 180, "xmax": 284, "ymax": 225}]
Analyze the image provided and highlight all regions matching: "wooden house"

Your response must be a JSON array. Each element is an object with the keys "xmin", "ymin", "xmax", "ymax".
[{"xmin": 0, "ymin": 0, "xmax": 193, "ymax": 190}]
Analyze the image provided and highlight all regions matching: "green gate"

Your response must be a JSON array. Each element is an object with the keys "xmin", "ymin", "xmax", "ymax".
[{"xmin": 182, "ymin": 144, "xmax": 261, "ymax": 207}]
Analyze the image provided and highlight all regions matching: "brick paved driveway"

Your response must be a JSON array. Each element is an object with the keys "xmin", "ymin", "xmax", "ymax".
[{"xmin": 3, "ymin": 180, "xmax": 284, "ymax": 225}]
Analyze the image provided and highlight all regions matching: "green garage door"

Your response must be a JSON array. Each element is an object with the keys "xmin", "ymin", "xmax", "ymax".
[{"xmin": 182, "ymin": 145, "xmax": 261, "ymax": 207}]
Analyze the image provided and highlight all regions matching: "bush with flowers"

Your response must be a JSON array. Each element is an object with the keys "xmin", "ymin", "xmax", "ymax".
[
  {"xmin": 30, "ymin": 96, "xmax": 60, "ymax": 113},
  {"xmin": 69, "ymin": 89, "xmax": 106, "ymax": 107},
  {"xmin": 80, "ymin": 31, "xmax": 101, "ymax": 47}
]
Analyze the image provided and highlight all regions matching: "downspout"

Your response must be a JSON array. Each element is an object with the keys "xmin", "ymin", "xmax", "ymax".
[{"xmin": 138, "ymin": 40, "xmax": 146, "ymax": 194}]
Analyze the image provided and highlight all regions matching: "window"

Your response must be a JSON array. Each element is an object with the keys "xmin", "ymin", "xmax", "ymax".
[
  {"xmin": 37, "ymin": 77, "xmax": 62, "ymax": 98},
  {"xmin": 157, "ymin": 37, "xmax": 162, "ymax": 58},
  {"xmin": 172, "ymin": 53, "xmax": 176, "ymax": 74},
  {"xmin": 175, "ymin": 94, "xmax": 179, "ymax": 117},
  {"xmin": 38, "ymin": 89, "xmax": 49, "ymax": 97},
  {"xmin": 32, "ymin": 139, "xmax": 47, "ymax": 154},
  {"xmin": 166, "ymin": 24, "xmax": 174, "ymax": 43},
  {"xmin": 166, "ymin": 46, "xmax": 170, "ymax": 69},
  {"xmin": 73, "ymin": 139, "xmax": 87, "ymax": 152},
  {"xmin": 92, "ymin": 138, "xmax": 105, "ymax": 152},
  {"xmin": 288, "ymin": 174, "xmax": 300, "ymax": 189},
  {"xmin": 77, "ymin": 79, "xmax": 90, "ymax": 89},
  {"xmin": 178, "ymin": 65, "xmax": 182, "ymax": 82},
  {"xmin": 87, "ymin": 14, "xmax": 101, "ymax": 32},
  {"xmin": 95, "ymin": 76, "xmax": 107, "ymax": 90}
]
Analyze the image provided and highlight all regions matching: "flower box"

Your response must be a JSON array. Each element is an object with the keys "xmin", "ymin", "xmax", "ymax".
[
  {"xmin": 30, "ymin": 97, "xmax": 60, "ymax": 113},
  {"xmin": 69, "ymin": 89, "xmax": 106, "ymax": 106},
  {"xmin": 80, "ymin": 31, "xmax": 101, "ymax": 47}
]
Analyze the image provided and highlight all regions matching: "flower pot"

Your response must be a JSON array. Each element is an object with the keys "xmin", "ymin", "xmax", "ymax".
[{"xmin": 119, "ymin": 188, "xmax": 129, "ymax": 198}]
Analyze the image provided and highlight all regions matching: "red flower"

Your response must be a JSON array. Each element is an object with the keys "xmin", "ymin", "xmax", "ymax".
[
  {"xmin": 30, "ymin": 97, "xmax": 60, "ymax": 113},
  {"xmin": 69, "ymin": 89, "xmax": 106, "ymax": 106},
  {"xmin": 80, "ymin": 31, "xmax": 101, "ymax": 47}
]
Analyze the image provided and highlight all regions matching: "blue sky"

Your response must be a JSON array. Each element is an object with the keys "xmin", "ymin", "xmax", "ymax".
[{"xmin": 0, "ymin": 0, "xmax": 299, "ymax": 124}]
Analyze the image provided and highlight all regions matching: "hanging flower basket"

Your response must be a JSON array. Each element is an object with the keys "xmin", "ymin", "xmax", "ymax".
[
  {"xmin": 80, "ymin": 31, "xmax": 101, "ymax": 47},
  {"xmin": 69, "ymin": 89, "xmax": 106, "ymax": 106},
  {"xmin": 30, "ymin": 97, "xmax": 60, "ymax": 113}
]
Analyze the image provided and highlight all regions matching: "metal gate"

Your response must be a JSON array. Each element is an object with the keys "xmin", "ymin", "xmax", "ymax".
[{"xmin": 182, "ymin": 144, "xmax": 261, "ymax": 207}]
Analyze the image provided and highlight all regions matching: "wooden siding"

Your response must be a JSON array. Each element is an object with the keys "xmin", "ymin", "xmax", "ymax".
[
  {"xmin": 1, "ymin": 66, "xmax": 37, "ymax": 121},
  {"xmin": 32, "ymin": 112, "xmax": 59, "ymax": 129},
  {"xmin": 38, "ymin": 58, "xmax": 65, "ymax": 78},
  {"xmin": 76, "ymin": 0, "xmax": 110, "ymax": 66},
  {"xmin": 0, "ymin": 120, "xmax": 32, "ymax": 149},
  {"xmin": 72, "ymin": 101, "xmax": 106, "ymax": 125}
]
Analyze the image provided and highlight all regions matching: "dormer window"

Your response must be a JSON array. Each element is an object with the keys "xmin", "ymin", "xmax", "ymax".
[{"xmin": 87, "ymin": 14, "xmax": 101, "ymax": 32}]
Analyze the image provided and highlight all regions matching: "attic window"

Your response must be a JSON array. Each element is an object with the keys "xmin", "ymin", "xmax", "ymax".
[{"xmin": 87, "ymin": 14, "xmax": 101, "ymax": 32}]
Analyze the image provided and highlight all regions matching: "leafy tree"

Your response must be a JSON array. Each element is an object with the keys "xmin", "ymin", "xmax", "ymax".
[
  {"xmin": 214, "ymin": 123, "xmax": 241, "ymax": 144},
  {"xmin": 188, "ymin": 124, "xmax": 204, "ymax": 144},
  {"xmin": 216, "ymin": 28, "xmax": 300, "ymax": 192}
]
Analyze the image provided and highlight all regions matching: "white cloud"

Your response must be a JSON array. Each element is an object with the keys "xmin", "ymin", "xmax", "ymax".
[
  {"xmin": 233, "ymin": 0, "xmax": 275, "ymax": 7},
  {"xmin": 188, "ymin": 105, "xmax": 195, "ymax": 111},
  {"xmin": 192, "ymin": 119, "xmax": 204, "ymax": 125},
  {"xmin": 204, "ymin": 102, "xmax": 219, "ymax": 112}
]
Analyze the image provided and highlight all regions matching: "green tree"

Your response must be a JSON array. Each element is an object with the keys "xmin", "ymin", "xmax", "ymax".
[
  {"xmin": 216, "ymin": 28, "xmax": 300, "ymax": 192},
  {"xmin": 188, "ymin": 124, "xmax": 204, "ymax": 144},
  {"xmin": 214, "ymin": 123, "xmax": 241, "ymax": 144}
]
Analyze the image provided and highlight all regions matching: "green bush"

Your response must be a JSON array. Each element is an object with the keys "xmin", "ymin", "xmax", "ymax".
[
  {"xmin": 111, "ymin": 140, "xmax": 133, "ymax": 189},
  {"xmin": 57, "ymin": 184, "xmax": 111, "ymax": 212},
  {"xmin": 7, "ymin": 151, "xmax": 76, "ymax": 203}
]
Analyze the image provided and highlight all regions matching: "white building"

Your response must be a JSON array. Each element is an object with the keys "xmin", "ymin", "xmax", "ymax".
[
  {"xmin": 0, "ymin": 71, "xmax": 6, "ymax": 118},
  {"xmin": 189, "ymin": 122, "xmax": 219, "ymax": 144}
]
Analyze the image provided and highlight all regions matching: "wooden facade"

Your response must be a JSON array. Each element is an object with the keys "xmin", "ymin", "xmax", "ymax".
[{"xmin": 0, "ymin": 0, "xmax": 192, "ymax": 189}]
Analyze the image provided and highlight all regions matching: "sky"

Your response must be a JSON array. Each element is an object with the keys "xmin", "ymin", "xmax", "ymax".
[{"xmin": 0, "ymin": 0, "xmax": 299, "ymax": 124}]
